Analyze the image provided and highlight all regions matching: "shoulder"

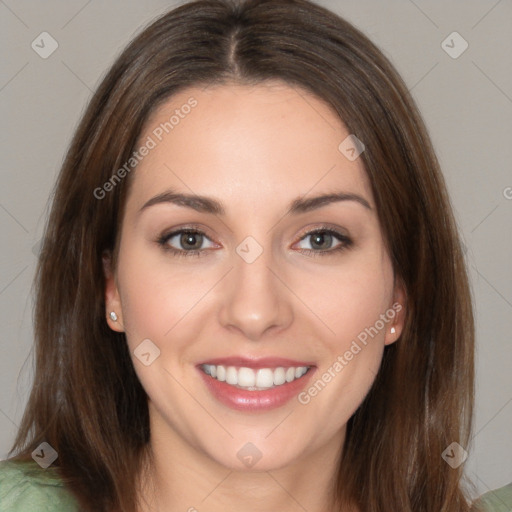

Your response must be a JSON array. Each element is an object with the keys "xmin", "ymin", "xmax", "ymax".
[
  {"xmin": 471, "ymin": 483, "xmax": 512, "ymax": 512},
  {"xmin": 0, "ymin": 459, "xmax": 80, "ymax": 512}
]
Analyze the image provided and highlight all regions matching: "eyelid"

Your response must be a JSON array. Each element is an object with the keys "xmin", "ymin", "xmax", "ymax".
[
  {"xmin": 158, "ymin": 223, "xmax": 218, "ymax": 243},
  {"xmin": 295, "ymin": 222, "xmax": 350, "ymax": 240}
]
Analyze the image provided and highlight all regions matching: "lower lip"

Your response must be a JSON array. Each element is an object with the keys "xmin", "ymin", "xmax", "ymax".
[{"xmin": 198, "ymin": 367, "xmax": 316, "ymax": 412}]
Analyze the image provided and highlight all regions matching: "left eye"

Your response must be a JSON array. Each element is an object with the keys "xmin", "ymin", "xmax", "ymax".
[{"xmin": 295, "ymin": 229, "xmax": 348, "ymax": 252}]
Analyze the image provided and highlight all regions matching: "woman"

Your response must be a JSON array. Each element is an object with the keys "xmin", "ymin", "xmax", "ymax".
[{"xmin": 0, "ymin": 0, "xmax": 504, "ymax": 510}]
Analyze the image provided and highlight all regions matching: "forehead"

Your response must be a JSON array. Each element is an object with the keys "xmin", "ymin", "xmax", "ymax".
[{"xmin": 128, "ymin": 81, "xmax": 372, "ymax": 212}]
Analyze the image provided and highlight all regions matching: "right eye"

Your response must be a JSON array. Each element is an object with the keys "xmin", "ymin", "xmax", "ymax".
[{"xmin": 157, "ymin": 228, "xmax": 217, "ymax": 258}]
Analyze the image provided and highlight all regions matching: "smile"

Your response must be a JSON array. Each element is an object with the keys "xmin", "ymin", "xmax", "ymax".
[
  {"xmin": 201, "ymin": 364, "xmax": 311, "ymax": 390},
  {"xmin": 197, "ymin": 358, "xmax": 316, "ymax": 411}
]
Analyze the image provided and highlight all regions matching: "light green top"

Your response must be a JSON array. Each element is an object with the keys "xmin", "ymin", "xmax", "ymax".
[
  {"xmin": 471, "ymin": 483, "xmax": 512, "ymax": 512},
  {"xmin": 0, "ymin": 459, "xmax": 79, "ymax": 511},
  {"xmin": 1, "ymin": 459, "xmax": 511, "ymax": 511}
]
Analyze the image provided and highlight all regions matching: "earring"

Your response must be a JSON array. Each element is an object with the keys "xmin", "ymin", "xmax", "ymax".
[
  {"xmin": 390, "ymin": 326, "xmax": 396, "ymax": 334},
  {"xmin": 109, "ymin": 311, "xmax": 118, "ymax": 322}
]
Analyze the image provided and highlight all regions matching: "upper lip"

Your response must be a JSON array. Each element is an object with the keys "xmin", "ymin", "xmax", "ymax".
[{"xmin": 197, "ymin": 356, "xmax": 316, "ymax": 369}]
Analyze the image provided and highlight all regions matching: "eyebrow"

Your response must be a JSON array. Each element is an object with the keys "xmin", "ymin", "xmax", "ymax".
[{"xmin": 139, "ymin": 188, "xmax": 372, "ymax": 217}]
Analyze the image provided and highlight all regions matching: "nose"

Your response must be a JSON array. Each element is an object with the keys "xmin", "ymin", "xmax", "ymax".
[{"xmin": 218, "ymin": 244, "xmax": 294, "ymax": 341}]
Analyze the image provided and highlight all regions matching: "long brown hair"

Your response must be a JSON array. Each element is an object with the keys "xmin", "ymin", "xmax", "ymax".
[{"xmin": 8, "ymin": 0, "xmax": 475, "ymax": 510}]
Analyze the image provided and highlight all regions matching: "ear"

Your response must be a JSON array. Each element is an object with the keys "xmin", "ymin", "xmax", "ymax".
[
  {"xmin": 384, "ymin": 276, "xmax": 406, "ymax": 346},
  {"xmin": 103, "ymin": 250, "xmax": 125, "ymax": 332}
]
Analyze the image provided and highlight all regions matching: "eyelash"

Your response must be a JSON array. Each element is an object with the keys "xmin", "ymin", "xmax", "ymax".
[{"xmin": 156, "ymin": 225, "xmax": 353, "ymax": 259}]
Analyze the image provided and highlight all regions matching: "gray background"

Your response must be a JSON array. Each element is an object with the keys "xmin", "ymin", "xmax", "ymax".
[{"xmin": 1, "ymin": 0, "xmax": 511, "ymax": 502}]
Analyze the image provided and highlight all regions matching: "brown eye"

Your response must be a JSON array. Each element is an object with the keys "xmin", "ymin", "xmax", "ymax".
[
  {"xmin": 295, "ymin": 228, "xmax": 352, "ymax": 256},
  {"xmin": 178, "ymin": 231, "xmax": 204, "ymax": 250},
  {"xmin": 309, "ymin": 232, "xmax": 335, "ymax": 250},
  {"xmin": 158, "ymin": 228, "xmax": 215, "ymax": 258}
]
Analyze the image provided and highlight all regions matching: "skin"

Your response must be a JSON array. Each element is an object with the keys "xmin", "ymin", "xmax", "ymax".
[{"xmin": 104, "ymin": 81, "xmax": 406, "ymax": 512}]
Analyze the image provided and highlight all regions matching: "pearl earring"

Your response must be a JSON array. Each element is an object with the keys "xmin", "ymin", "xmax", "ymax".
[{"xmin": 109, "ymin": 311, "xmax": 118, "ymax": 322}]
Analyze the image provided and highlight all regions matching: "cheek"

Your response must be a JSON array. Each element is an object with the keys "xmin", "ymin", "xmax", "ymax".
[
  {"xmin": 116, "ymin": 242, "xmax": 211, "ymax": 349},
  {"xmin": 300, "ymin": 259, "xmax": 393, "ymax": 348},
  {"xmin": 294, "ymin": 255, "xmax": 394, "ymax": 416},
  {"xmin": 115, "ymin": 247, "xmax": 205, "ymax": 408}
]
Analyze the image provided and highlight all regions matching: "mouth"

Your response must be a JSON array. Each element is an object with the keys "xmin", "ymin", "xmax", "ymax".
[
  {"xmin": 197, "ymin": 357, "xmax": 316, "ymax": 411},
  {"xmin": 200, "ymin": 363, "xmax": 311, "ymax": 390}
]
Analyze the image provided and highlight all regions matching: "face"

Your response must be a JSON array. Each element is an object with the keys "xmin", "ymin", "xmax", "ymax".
[{"xmin": 104, "ymin": 81, "xmax": 405, "ymax": 472}]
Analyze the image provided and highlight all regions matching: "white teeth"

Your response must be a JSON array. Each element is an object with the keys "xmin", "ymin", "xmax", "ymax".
[
  {"xmin": 255, "ymin": 368, "xmax": 274, "ymax": 388},
  {"xmin": 201, "ymin": 364, "xmax": 310, "ymax": 389},
  {"xmin": 273, "ymin": 367, "xmax": 286, "ymax": 385},
  {"xmin": 226, "ymin": 366, "xmax": 238, "ymax": 385},
  {"xmin": 285, "ymin": 367, "xmax": 296, "ymax": 382},
  {"xmin": 216, "ymin": 365, "xmax": 226, "ymax": 381},
  {"xmin": 238, "ymin": 367, "xmax": 255, "ymax": 387}
]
